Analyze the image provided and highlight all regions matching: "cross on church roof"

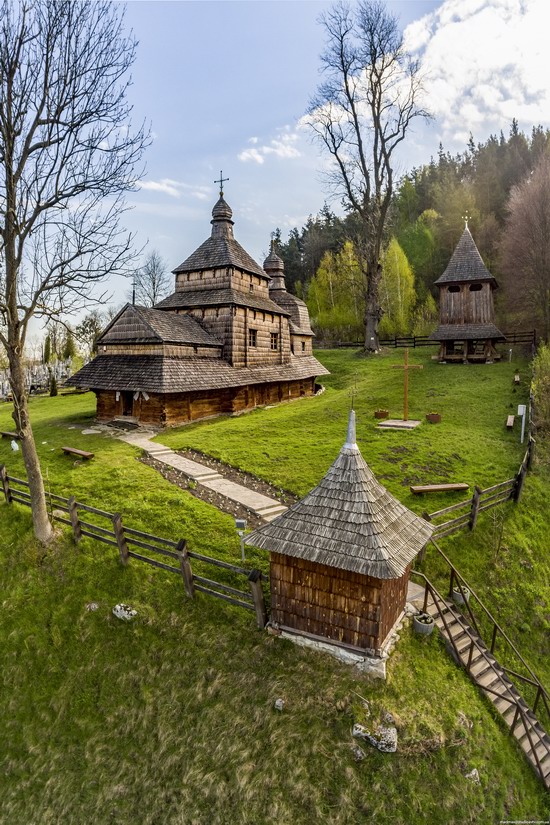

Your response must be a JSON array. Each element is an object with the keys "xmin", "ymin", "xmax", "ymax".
[{"xmin": 215, "ymin": 170, "xmax": 229, "ymax": 197}]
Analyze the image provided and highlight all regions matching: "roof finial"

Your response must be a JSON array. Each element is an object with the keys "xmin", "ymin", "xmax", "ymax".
[
  {"xmin": 215, "ymin": 170, "xmax": 229, "ymax": 198},
  {"xmin": 344, "ymin": 409, "xmax": 357, "ymax": 450},
  {"xmin": 462, "ymin": 211, "xmax": 471, "ymax": 230}
]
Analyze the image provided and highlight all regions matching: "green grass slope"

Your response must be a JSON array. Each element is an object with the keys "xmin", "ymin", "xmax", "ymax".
[{"xmin": 0, "ymin": 350, "xmax": 548, "ymax": 823}]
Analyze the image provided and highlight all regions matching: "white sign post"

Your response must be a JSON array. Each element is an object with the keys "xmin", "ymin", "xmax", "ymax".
[{"xmin": 517, "ymin": 404, "xmax": 527, "ymax": 444}]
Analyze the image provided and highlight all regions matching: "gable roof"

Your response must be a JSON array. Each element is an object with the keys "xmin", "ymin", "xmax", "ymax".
[
  {"xmin": 98, "ymin": 304, "xmax": 221, "ymax": 347},
  {"xmin": 434, "ymin": 227, "xmax": 497, "ymax": 286},
  {"xmin": 244, "ymin": 411, "xmax": 432, "ymax": 579}
]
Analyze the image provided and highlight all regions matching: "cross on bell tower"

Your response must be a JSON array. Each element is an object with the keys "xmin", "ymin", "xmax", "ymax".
[{"xmin": 215, "ymin": 170, "xmax": 229, "ymax": 197}]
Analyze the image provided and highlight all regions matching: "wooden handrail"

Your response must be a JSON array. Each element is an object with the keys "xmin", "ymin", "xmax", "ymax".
[
  {"xmin": 429, "ymin": 540, "xmax": 550, "ymax": 711},
  {"xmin": 411, "ymin": 571, "xmax": 548, "ymax": 785}
]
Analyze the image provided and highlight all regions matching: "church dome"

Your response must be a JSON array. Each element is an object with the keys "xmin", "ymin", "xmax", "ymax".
[{"xmin": 211, "ymin": 196, "xmax": 233, "ymax": 223}]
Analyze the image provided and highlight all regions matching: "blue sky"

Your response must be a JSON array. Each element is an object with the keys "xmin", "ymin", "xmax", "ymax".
[{"xmin": 107, "ymin": 0, "xmax": 550, "ymax": 308}]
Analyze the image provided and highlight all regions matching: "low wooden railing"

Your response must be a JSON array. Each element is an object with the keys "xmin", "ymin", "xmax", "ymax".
[
  {"xmin": 416, "ymin": 542, "xmax": 550, "ymax": 731},
  {"xmin": 411, "ymin": 568, "xmax": 549, "ymax": 786},
  {"xmin": 0, "ymin": 466, "xmax": 268, "ymax": 629},
  {"xmin": 423, "ymin": 437, "xmax": 535, "ymax": 540},
  {"xmin": 315, "ymin": 329, "xmax": 537, "ymax": 350}
]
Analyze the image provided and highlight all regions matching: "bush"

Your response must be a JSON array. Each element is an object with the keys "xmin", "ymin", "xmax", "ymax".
[{"xmin": 532, "ymin": 342, "xmax": 550, "ymax": 432}]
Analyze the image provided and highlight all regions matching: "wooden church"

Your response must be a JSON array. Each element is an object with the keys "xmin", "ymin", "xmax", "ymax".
[
  {"xmin": 430, "ymin": 222, "xmax": 506, "ymax": 362},
  {"xmin": 244, "ymin": 411, "xmax": 433, "ymax": 656},
  {"xmin": 69, "ymin": 193, "xmax": 328, "ymax": 425}
]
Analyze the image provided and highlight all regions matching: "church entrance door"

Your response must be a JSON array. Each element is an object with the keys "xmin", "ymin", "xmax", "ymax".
[{"xmin": 122, "ymin": 391, "xmax": 134, "ymax": 416}]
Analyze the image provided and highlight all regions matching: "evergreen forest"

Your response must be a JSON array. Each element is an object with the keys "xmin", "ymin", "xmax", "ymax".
[{"xmin": 274, "ymin": 121, "xmax": 550, "ymax": 342}]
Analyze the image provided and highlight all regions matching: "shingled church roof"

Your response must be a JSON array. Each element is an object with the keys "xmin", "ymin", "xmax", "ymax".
[
  {"xmin": 434, "ymin": 226, "xmax": 497, "ymax": 286},
  {"xmin": 244, "ymin": 411, "xmax": 433, "ymax": 579},
  {"xmin": 172, "ymin": 196, "xmax": 266, "ymax": 278},
  {"xmin": 98, "ymin": 304, "xmax": 221, "ymax": 347}
]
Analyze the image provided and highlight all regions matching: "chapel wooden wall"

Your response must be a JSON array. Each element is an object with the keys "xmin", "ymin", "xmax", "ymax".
[
  {"xmin": 269, "ymin": 553, "xmax": 409, "ymax": 654},
  {"xmin": 94, "ymin": 377, "xmax": 316, "ymax": 426}
]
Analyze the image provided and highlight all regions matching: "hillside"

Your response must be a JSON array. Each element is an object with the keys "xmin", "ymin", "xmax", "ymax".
[{"xmin": 0, "ymin": 348, "xmax": 549, "ymax": 823}]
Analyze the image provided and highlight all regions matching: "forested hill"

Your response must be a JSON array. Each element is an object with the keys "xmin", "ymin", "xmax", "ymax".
[{"xmin": 274, "ymin": 121, "xmax": 550, "ymax": 342}]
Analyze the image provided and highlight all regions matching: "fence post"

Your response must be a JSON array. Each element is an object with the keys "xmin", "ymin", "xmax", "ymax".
[
  {"xmin": 513, "ymin": 464, "xmax": 527, "ymax": 503},
  {"xmin": 469, "ymin": 486, "xmax": 481, "ymax": 530},
  {"xmin": 0, "ymin": 465, "xmax": 11, "ymax": 503},
  {"xmin": 177, "ymin": 539, "xmax": 195, "ymax": 598},
  {"xmin": 248, "ymin": 569, "xmax": 267, "ymax": 629},
  {"xmin": 112, "ymin": 512, "xmax": 129, "ymax": 565},
  {"xmin": 526, "ymin": 436, "xmax": 535, "ymax": 470},
  {"xmin": 67, "ymin": 496, "xmax": 82, "ymax": 543}
]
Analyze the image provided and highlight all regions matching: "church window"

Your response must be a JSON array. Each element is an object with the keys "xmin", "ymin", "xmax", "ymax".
[
  {"xmin": 469, "ymin": 283, "xmax": 482, "ymax": 292},
  {"xmin": 448, "ymin": 285, "xmax": 460, "ymax": 293},
  {"xmin": 249, "ymin": 329, "xmax": 257, "ymax": 347},
  {"xmin": 301, "ymin": 341, "xmax": 306, "ymax": 352},
  {"xmin": 270, "ymin": 333, "xmax": 278, "ymax": 351}
]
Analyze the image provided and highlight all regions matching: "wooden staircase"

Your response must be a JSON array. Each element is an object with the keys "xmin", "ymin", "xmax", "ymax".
[{"xmin": 426, "ymin": 596, "xmax": 550, "ymax": 789}]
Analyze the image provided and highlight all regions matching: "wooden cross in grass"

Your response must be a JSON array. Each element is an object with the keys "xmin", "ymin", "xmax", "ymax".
[{"xmin": 392, "ymin": 348, "xmax": 422, "ymax": 421}]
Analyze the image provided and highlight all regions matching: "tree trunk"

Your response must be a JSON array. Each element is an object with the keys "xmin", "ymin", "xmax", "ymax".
[
  {"xmin": 364, "ymin": 310, "xmax": 380, "ymax": 352},
  {"xmin": 8, "ymin": 350, "xmax": 53, "ymax": 544},
  {"xmin": 364, "ymin": 260, "xmax": 383, "ymax": 352}
]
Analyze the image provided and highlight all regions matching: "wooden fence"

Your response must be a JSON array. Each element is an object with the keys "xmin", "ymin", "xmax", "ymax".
[
  {"xmin": 0, "ymin": 468, "xmax": 268, "ymax": 630},
  {"xmin": 315, "ymin": 329, "xmax": 537, "ymax": 350},
  {"xmin": 423, "ymin": 436, "xmax": 535, "ymax": 540}
]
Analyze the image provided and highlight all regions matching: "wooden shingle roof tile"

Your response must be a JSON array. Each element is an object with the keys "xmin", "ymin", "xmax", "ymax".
[
  {"xmin": 434, "ymin": 227, "xmax": 497, "ymax": 286},
  {"xmin": 155, "ymin": 288, "xmax": 289, "ymax": 316},
  {"xmin": 430, "ymin": 323, "xmax": 506, "ymax": 341},
  {"xmin": 244, "ymin": 411, "xmax": 433, "ymax": 579},
  {"xmin": 68, "ymin": 354, "xmax": 329, "ymax": 394},
  {"xmin": 99, "ymin": 304, "xmax": 221, "ymax": 347}
]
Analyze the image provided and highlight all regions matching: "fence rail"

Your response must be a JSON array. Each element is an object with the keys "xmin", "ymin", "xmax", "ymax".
[
  {"xmin": 422, "ymin": 430, "xmax": 535, "ymax": 540},
  {"xmin": 0, "ymin": 467, "xmax": 268, "ymax": 629},
  {"xmin": 315, "ymin": 329, "xmax": 537, "ymax": 350}
]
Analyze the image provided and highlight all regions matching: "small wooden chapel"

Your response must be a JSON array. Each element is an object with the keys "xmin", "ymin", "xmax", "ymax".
[
  {"xmin": 430, "ymin": 222, "xmax": 506, "ymax": 362},
  {"xmin": 245, "ymin": 411, "xmax": 433, "ymax": 656},
  {"xmin": 69, "ymin": 189, "xmax": 328, "ymax": 425}
]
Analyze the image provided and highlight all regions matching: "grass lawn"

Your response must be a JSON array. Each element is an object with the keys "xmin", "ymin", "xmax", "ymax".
[{"xmin": 0, "ymin": 349, "xmax": 549, "ymax": 823}]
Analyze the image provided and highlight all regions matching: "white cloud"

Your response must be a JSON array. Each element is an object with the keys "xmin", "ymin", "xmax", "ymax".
[
  {"xmin": 138, "ymin": 179, "xmax": 212, "ymax": 200},
  {"xmin": 405, "ymin": 0, "xmax": 550, "ymax": 147},
  {"xmin": 238, "ymin": 128, "xmax": 302, "ymax": 164}
]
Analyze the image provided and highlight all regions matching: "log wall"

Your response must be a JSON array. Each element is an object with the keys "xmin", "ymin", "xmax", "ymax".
[
  {"xmin": 94, "ymin": 378, "xmax": 317, "ymax": 427},
  {"xmin": 440, "ymin": 282, "xmax": 495, "ymax": 325},
  {"xmin": 174, "ymin": 266, "xmax": 271, "ymax": 298},
  {"xmin": 269, "ymin": 552, "xmax": 408, "ymax": 653},
  {"xmin": 99, "ymin": 343, "xmax": 222, "ymax": 358}
]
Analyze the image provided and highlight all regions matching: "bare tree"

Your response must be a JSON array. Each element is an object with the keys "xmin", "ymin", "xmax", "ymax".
[
  {"xmin": 131, "ymin": 250, "xmax": 170, "ymax": 307},
  {"xmin": 0, "ymin": 0, "xmax": 148, "ymax": 542},
  {"xmin": 306, "ymin": 0, "xmax": 429, "ymax": 351},
  {"xmin": 500, "ymin": 157, "xmax": 550, "ymax": 342}
]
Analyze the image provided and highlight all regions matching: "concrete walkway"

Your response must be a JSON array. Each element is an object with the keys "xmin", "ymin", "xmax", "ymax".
[{"xmin": 118, "ymin": 430, "xmax": 288, "ymax": 522}]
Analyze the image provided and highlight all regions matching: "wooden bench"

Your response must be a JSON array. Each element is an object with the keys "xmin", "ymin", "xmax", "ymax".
[
  {"xmin": 0, "ymin": 431, "xmax": 20, "ymax": 439},
  {"xmin": 61, "ymin": 446, "xmax": 94, "ymax": 460},
  {"xmin": 506, "ymin": 415, "xmax": 515, "ymax": 429},
  {"xmin": 410, "ymin": 483, "xmax": 469, "ymax": 495}
]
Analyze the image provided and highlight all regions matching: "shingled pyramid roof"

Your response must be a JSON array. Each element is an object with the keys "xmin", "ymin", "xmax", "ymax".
[
  {"xmin": 434, "ymin": 226, "xmax": 497, "ymax": 286},
  {"xmin": 244, "ymin": 412, "xmax": 433, "ymax": 579},
  {"xmin": 172, "ymin": 196, "xmax": 266, "ymax": 278}
]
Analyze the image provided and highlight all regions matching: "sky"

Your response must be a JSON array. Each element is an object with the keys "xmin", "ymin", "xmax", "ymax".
[{"xmin": 103, "ymin": 0, "xmax": 550, "ymax": 309}]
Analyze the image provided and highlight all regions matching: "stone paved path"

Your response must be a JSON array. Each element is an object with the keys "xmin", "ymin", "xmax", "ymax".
[{"xmin": 118, "ymin": 430, "xmax": 288, "ymax": 522}]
